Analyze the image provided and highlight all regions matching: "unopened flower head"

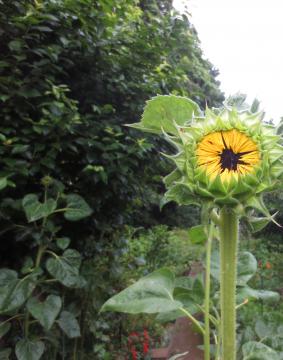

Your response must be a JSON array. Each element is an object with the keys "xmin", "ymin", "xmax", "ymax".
[{"xmin": 130, "ymin": 95, "xmax": 283, "ymax": 211}]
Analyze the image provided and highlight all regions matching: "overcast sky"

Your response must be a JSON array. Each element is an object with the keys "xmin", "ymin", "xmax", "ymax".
[{"xmin": 173, "ymin": 0, "xmax": 283, "ymax": 122}]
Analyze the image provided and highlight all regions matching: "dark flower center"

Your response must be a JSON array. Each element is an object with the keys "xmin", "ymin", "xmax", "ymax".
[{"xmin": 220, "ymin": 149, "xmax": 246, "ymax": 171}]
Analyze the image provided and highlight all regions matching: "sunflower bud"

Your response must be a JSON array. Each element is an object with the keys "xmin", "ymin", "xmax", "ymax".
[{"xmin": 129, "ymin": 95, "xmax": 283, "ymax": 228}]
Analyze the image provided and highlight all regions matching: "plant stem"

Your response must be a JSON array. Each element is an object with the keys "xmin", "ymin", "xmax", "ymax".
[
  {"xmin": 219, "ymin": 207, "xmax": 239, "ymax": 360},
  {"xmin": 35, "ymin": 244, "xmax": 46, "ymax": 268},
  {"xmin": 179, "ymin": 307, "xmax": 205, "ymax": 336},
  {"xmin": 204, "ymin": 222, "xmax": 214, "ymax": 360}
]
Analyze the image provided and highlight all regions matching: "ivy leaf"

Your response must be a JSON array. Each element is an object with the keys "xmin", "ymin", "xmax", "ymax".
[
  {"xmin": 0, "ymin": 269, "xmax": 37, "ymax": 314},
  {"xmin": 128, "ymin": 95, "xmax": 201, "ymax": 135},
  {"xmin": 15, "ymin": 339, "xmax": 45, "ymax": 360},
  {"xmin": 22, "ymin": 194, "xmax": 57, "ymax": 222},
  {"xmin": 101, "ymin": 268, "xmax": 182, "ymax": 314},
  {"xmin": 57, "ymin": 311, "xmax": 80, "ymax": 338},
  {"xmin": 27, "ymin": 295, "xmax": 62, "ymax": 330},
  {"xmin": 46, "ymin": 249, "xmax": 84, "ymax": 288},
  {"xmin": 56, "ymin": 237, "xmax": 71, "ymax": 250},
  {"xmin": 64, "ymin": 194, "xmax": 92, "ymax": 221}
]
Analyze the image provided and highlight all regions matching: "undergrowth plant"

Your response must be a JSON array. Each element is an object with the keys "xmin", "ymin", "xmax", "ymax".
[
  {"xmin": 0, "ymin": 179, "xmax": 92, "ymax": 359},
  {"xmin": 101, "ymin": 95, "xmax": 283, "ymax": 360}
]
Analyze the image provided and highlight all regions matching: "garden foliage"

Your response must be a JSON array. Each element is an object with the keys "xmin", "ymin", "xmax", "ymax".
[{"xmin": 0, "ymin": 0, "xmax": 225, "ymax": 358}]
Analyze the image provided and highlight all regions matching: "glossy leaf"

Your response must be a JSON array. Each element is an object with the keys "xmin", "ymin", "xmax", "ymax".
[
  {"xmin": 101, "ymin": 268, "xmax": 182, "ymax": 314},
  {"xmin": 64, "ymin": 194, "xmax": 92, "ymax": 221},
  {"xmin": 15, "ymin": 339, "xmax": 45, "ymax": 360},
  {"xmin": 27, "ymin": 295, "xmax": 62, "ymax": 330},
  {"xmin": 57, "ymin": 311, "xmax": 80, "ymax": 338}
]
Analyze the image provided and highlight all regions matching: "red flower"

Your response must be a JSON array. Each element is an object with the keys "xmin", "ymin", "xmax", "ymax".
[
  {"xmin": 143, "ymin": 341, "xmax": 149, "ymax": 354},
  {"xmin": 130, "ymin": 346, "xmax": 138, "ymax": 360},
  {"xmin": 266, "ymin": 261, "xmax": 272, "ymax": 269}
]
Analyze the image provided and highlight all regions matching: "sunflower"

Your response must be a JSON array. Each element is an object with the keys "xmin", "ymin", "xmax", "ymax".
[
  {"xmin": 130, "ymin": 95, "xmax": 283, "ymax": 208},
  {"xmin": 196, "ymin": 129, "xmax": 260, "ymax": 183}
]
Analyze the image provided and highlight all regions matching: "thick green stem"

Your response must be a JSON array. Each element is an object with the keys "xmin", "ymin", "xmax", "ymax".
[
  {"xmin": 204, "ymin": 222, "xmax": 213, "ymax": 360},
  {"xmin": 219, "ymin": 207, "xmax": 239, "ymax": 360}
]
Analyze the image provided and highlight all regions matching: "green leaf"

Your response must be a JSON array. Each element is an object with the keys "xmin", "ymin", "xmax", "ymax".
[
  {"xmin": 242, "ymin": 341, "xmax": 279, "ymax": 360},
  {"xmin": 27, "ymin": 295, "xmax": 62, "ymax": 330},
  {"xmin": 101, "ymin": 268, "xmax": 182, "ymax": 314},
  {"xmin": 56, "ymin": 237, "xmax": 71, "ymax": 250},
  {"xmin": 0, "ymin": 348, "xmax": 11, "ymax": 360},
  {"xmin": 255, "ymin": 315, "xmax": 283, "ymax": 339},
  {"xmin": 237, "ymin": 252, "xmax": 257, "ymax": 286},
  {"xmin": 0, "ymin": 178, "xmax": 7, "ymax": 191},
  {"xmin": 57, "ymin": 311, "xmax": 80, "ymax": 338},
  {"xmin": 0, "ymin": 269, "xmax": 37, "ymax": 314},
  {"xmin": 11, "ymin": 145, "xmax": 29, "ymax": 154},
  {"xmin": 164, "ymin": 183, "xmax": 199, "ymax": 206},
  {"xmin": 64, "ymin": 194, "xmax": 92, "ymax": 221},
  {"xmin": 46, "ymin": 249, "xmax": 84, "ymax": 288},
  {"xmin": 15, "ymin": 339, "xmax": 44, "ymax": 360},
  {"xmin": 128, "ymin": 95, "xmax": 201, "ymax": 135},
  {"xmin": 22, "ymin": 194, "xmax": 57, "ymax": 222},
  {"xmin": 0, "ymin": 322, "xmax": 11, "ymax": 338},
  {"xmin": 188, "ymin": 225, "xmax": 207, "ymax": 245},
  {"xmin": 156, "ymin": 287, "xmax": 198, "ymax": 323},
  {"xmin": 8, "ymin": 40, "xmax": 23, "ymax": 52},
  {"xmin": 237, "ymin": 287, "xmax": 280, "ymax": 304},
  {"xmin": 211, "ymin": 251, "xmax": 257, "ymax": 286}
]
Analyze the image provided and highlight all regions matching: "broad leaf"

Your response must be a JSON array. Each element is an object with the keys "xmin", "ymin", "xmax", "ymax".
[
  {"xmin": 15, "ymin": 339, "xmax": 45, "ymax": 360},
  {"xmin": 22, "ymin": 194, "xmax": 57, "ymax": 222},
  {"xmin": 156, "ymin": 287, "xmax": 198, "ymax": 323},
  {"xmin": 211, "ymin": 251, "xmax": 257, "ymax": 286},
  {"xmin": 64, "ymin": 194, "xmax": 92, "ymax": 221},
  {"xmin": 237, "ymin": 252, "xmax": 257, "ymax": 286},
  {"xmin": 128, "ymin": 95, "xmax": 201, "ymax": 135},
  {"xmin": 237, "ymin": 287, "xmax": 280, "ymax": 304},
  {"xmin": 242, "ymin": 341, "xmax": 279, "ymax": 360},
  {"xmin": 27, "ymin": 295, "xmax": 62, "ymax": 330},
  {"xmin": 188, "ymin": 225, "xmax": 207, "ymax": 245},
  {"xmin": 0, "ymin": 269, "xmax": 37, "ymax": 314},
  {"xmin": 46, "ymin": 249, "xmax": 84, "ymax": 288},
  {"xmin": 57, "ymin": 311, "xmax": 80, "ymax": 338},
  {"xmin": 101, "ymin": 268, "xmax": 182, "ymax": 314}
]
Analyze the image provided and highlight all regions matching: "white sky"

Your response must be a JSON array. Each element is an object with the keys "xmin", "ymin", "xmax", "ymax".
[{"xmin": 173, "ymin": 0, "xmax": 283, "ymax": 122}]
